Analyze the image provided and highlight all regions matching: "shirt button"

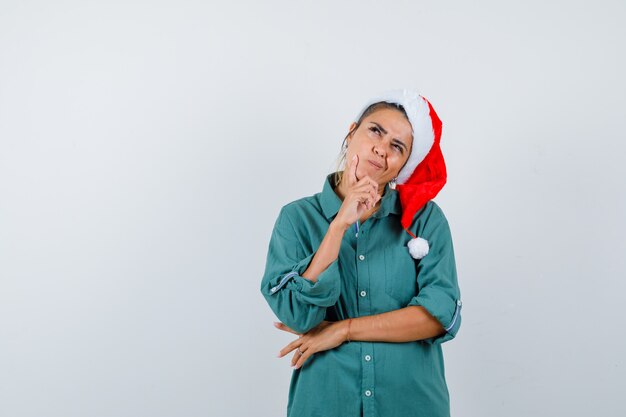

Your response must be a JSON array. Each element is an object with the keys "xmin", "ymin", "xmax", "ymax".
[
  {"xmin": 364, "ymin": 355, "xmax": 371, "ymax": 361},
  {"xmin": 364, "ymin": 390, "xmax": 372, "ymax": 397},
  {"xmin": 359, "ymin": 255, "xmax": 365, "ymax": 261},
  {"xmin": 360, "ymin": 290, "xmax": 367, "ymax": 297}
]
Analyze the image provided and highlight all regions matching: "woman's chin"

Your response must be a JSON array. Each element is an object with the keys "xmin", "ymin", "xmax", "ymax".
[{"xmin": 359, "ymin": 166, "xmax": 382, "ymax": 180}]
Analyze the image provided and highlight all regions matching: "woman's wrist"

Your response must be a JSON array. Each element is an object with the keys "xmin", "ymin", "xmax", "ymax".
[
  {"xmin": 330, "ymin": 219, "xmax": 349, "ymax": 233},
  {"xmin": 342, "ymin": 318, "xmax": 352, "ymax": 343}
]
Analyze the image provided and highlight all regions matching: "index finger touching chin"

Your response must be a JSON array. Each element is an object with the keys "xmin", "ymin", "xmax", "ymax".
[{"xmin": 350, "ymin": 155, "xmax": 359, "ymax": 183}]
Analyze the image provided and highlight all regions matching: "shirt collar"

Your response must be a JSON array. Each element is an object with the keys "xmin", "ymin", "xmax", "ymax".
[{"xmin": 319, "ymin": 172, "xmax": 402, "ymax": 221}]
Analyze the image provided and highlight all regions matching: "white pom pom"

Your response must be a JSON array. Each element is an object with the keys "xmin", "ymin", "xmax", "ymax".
[{"xmin": 408, "ymin": 237, "xmax": 429, "ymax": 259}]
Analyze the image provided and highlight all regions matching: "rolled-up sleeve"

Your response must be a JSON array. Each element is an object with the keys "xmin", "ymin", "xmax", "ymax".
[
  {"xmin": 260, "ymin": 207, "xmax": 341, "ymax": 334},
  {"xmin": 407, "ymin": 203, "xmax": 462, "ymax": 345}
]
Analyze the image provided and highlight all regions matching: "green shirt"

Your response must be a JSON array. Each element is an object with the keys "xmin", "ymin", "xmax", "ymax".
[{"xmin": 260, "ymin": 173, "xmax": 462, "ymax": 417}]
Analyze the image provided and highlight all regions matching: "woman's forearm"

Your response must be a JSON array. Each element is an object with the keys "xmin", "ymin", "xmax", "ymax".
[
  {"xmin": 340, "ymin": 306, "xmax": 446, "ymax": 343},
  {"xmin": 301, "ymin": 220, "xmax": 348, "ymax": 283}
]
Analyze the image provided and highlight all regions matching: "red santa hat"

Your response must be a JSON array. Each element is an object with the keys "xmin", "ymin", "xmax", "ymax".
[{"xmin": 354, "ymin": 89, "xmax": 446, "ymax": 259}]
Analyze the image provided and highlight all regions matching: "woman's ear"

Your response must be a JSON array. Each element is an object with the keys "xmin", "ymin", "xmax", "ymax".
[{"xmin": 346, "ymin": 122, "xmax": 357, "ymax": 144}]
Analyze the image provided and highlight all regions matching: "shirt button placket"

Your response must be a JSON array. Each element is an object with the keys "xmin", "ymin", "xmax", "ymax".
[
  {"xmin": 356, "ymin": 225, "xmax": 375, "ymax": 417},
  {"xmin": 362, "ymin": 343, "xmax": 375, "ymax": 414}
]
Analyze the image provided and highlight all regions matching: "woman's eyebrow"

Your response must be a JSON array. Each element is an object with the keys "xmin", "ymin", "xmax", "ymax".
[{"xmin": 370, "ymin": 121, "xmax": 408, "ymax": 151}]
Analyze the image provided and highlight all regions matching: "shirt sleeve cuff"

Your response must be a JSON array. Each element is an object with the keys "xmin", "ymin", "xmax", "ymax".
[
  {"xmin": 268, "ymin": 253, "xmax": 341, "ymax": 308},
  {"xmin": 408, "ymin": 295, "xmax": 462, "ymax": 345}
]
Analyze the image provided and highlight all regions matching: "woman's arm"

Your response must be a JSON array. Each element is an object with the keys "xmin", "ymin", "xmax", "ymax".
[
  {"xmin": 337, "ymin": 306, "xmax": 446, "ymax": 343},
  {"xmin": 302, "ymin": 156, "xmax": 380, "ymax": 283},
  {"xmin": 301, "ymin": 220, "xmax": 347, "ymax": 283},
  {"xmin": 260, "ymin": 207, "xmax": 345, "ymax": 335},
  {"xmin": 277, "ymin": 306, "xmax": 446, "ymax": 369}
]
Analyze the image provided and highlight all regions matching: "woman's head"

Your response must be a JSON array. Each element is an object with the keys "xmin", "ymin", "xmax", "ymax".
[
  {"xmin": 334, "ymin": 102, "xmax": 413, "ymax": 188},
  {"xmin": 334, "ymin": 89, "xmax": 446, "ymax": 235}
]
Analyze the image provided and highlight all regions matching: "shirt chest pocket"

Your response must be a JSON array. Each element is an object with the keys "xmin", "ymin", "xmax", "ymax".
[{"xmin": 384, "ymin": 247, "xmax": 418, "ymax": 305}]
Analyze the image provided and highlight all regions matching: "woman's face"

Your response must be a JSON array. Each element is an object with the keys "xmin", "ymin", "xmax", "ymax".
[{"xmin": 345, "ymin": 108, "xmax": 413, "ymax": 186}]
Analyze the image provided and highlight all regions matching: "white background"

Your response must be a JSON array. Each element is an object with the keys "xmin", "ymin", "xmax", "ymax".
[{"xmin": 1, "ymin": 1, "xmax": 625, "ymax": 416}]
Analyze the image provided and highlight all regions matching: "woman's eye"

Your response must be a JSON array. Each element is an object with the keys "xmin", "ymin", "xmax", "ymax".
[{"xmin": 369, "ymin": 127, "xmax": 381, "ymax": 135}]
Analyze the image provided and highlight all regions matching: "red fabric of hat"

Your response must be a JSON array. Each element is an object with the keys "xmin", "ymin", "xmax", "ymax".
[{"xmin": 396, "ymin": 98, "xmax": 447, "ymax": 232}]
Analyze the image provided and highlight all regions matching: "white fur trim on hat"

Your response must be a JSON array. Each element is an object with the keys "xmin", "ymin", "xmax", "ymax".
[
  {"xmin": 407, "ymin": 237, "xmax": 429, "ymax": 259},
  {"xmin": 354, "ymin": 89, "xmax": 435, "ymax": 185}
]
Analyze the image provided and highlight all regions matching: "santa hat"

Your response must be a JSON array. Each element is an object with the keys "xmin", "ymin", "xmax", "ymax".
[{"xmin": 354, "ymin": 89, "xmax": 446, "ymax": 259}]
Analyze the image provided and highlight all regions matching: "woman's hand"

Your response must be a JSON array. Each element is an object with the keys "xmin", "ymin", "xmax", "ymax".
[
  {"xmin": 333, "ymin": 155, "xmax": 381, "ymax": 230},
  {"xmin": 274, "ymin": 320, "xmax": 348, "ymax": 369}
]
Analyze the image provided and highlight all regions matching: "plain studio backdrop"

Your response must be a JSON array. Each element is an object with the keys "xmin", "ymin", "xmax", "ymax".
[{"xmin": 1, "ymin": 1, "xmax": 625, "ymax": 416}]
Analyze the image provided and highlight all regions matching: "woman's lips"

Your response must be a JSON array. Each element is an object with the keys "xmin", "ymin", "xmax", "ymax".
[{"xmin": 368, "ymin": 160, "xmax": 383, "ymax": 169}]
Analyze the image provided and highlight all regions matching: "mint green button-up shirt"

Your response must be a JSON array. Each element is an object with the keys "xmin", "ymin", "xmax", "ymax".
[{"xmin": 260, "ymin": 173, "xmax": 462, "ymax": 417}]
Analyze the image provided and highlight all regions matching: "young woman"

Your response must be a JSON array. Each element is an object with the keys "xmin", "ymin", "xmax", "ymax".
[{"xmin": 260, "ymin": 89, "xmax": 462, "ymax": 417}]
